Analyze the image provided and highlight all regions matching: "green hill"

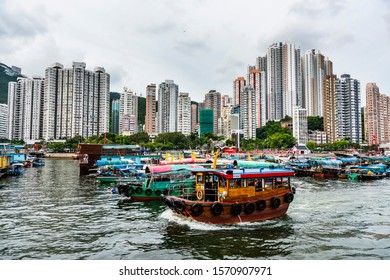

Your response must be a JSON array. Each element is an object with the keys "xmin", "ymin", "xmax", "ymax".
[{"xmin": 0, "ymin": 63, "xmax": 24, "ymax": 104}]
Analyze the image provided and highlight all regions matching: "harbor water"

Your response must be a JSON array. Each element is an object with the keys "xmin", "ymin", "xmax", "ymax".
[{"xmin": 0, "ymin": 158, "xmax": 389, "ymax": 260}]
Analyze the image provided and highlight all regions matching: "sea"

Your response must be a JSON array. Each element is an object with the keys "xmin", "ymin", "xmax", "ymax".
[{"xmin": 0, "ymin": 158, "xmax": 389, "ymax": 261}]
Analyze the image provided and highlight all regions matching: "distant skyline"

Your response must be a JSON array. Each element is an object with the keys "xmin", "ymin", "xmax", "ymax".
[{"xmin": 1, "ymin": 0, "xmax": 390, "ymax": 103}]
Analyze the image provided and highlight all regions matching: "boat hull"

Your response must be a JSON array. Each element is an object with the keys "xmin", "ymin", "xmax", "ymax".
[{"xmin": 161, "ymin": 193, "xmax": 293, "ymax": 224}]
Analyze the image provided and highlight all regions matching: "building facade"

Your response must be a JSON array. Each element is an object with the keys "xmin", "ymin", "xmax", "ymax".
[
  {"xmin": 8, "ymin": 76, "xmax": 44, "ymax": 141},
  {"xmin": 233, "ymin": 77, "xmax": 245, "ymax": 107},
  {"xmin": 119, "ymin": 87, "xmax": 138, "ymax": 135},
  {"xmin": 267, "ymin": 42, "xmax": 302, "ymax": 121},
  {"xmin": 324, "ymin": 74, "xmax": 338, "ymax": 143},
  {"xmin": 177, "ymin": 92, "xmax": 191, "ymax": 136},
  {"xmin": 293, "ymin": 106, "xmax": 308, "ymax": 145},
  {"xmin": 204, "ymin": 90, "xmax": 221, "ymax": 135},
  {"xmin": 240, "ymin": 86, "xmax": 258, "ymax": 139},
  {"xmin": 364, "ymin": 83, "xmax": 390, "ymax": 145},
  {"xmin": 301, "ymin": 49, "xmax": 333, "ymax": 117},
  {"xmin": 0, "ymin": 103, "xmax": 8, "ymax": 139},
  {"xmin": 336, "ymin": 74, "xmax": 362, "ymax": 143},
  {"xmin": 145, "ymin": 84, "xmax": 156, "ymax": 136},
  {"xmin": 157, "ymin": 80, "xmax": 178, "ymax": 133},
  {"xmin": 43, "ymin": 62, "xmax": 110, "ymax": 140}
]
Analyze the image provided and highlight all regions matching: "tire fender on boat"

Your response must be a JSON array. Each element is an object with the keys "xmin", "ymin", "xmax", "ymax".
[
  {"xmin": 174, "ymin": 200, "xmax": 186, "ymax": 212},
  {"xmin": 244, "ymin": 202, "xmax": 255, "ymax": 214},
  {"xmin": 211, "ymin": 202, "xmax": 223, "ymax": 215},
  {"xmin": 284, "ymin": 192, "xmax": 294, "ymax": 203},
  {"xmin": 271, "ymin": 197, "xmax": 281, "ymax": 208},
  {"xmin": 126, "ymin": 186, "xmax": 134, "ymax": 197},
  {"xmin": 135, "ymin": 187, "xmax": 143, "ymax": 194},
  {"xmin": 256, "ymin": 200, "xmax": 266, "ymax": 211},
  {"xmin": 231, "ymin": 203, "xmax": 242, "ymax": 215},
  {"xmin": 191, "ymin": 203, "xmax": 204, "ymax": 216},
  {"xmin": 155, "ymin": 189, "xmax": 162, "ymax": 196},
  {"xmin": 145, "ymin": 189, "xmax": 152, "ymax": 196}
]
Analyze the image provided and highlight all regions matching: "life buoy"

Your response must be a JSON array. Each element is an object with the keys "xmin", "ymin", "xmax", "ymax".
[
  {"xmin": 244, "ymin": 202, "xmax": 255, "ymax": 214},
  {"xmin": 256, "ymin": 200, "xmax": 266, "ymax": 211},
  {"xmin": 271, "ymin": 197, "xmax": 281, "ymax": 208},
  {"xmin": 285, "ymin": 192, "xmax": 294, "ymax": 203},
  {"xmin": 174, "ymin": 200, "xmax": 186, "ymax": 212},
  {"xmin": 196, "ymin": 189, "xmax": 204, "ymax": 200},
  {"xmin": 211, "ymin": 202, "xmax": 223, "ymax": 215},
  {"xmin": 231, "ymin": 203, "xmax": 242, "ymax": 215},
  {"xmin": 135, "ymin": 187, "xmax": 143, "ymax": 194},
  {"xmin": 155, "ymin": 189, "xmax": 162, "ymax": 196},
  {"xmin": 191, "ymin": 203, "xmax": 204, "ymax": 216},
  {"xmin": 127, "ymin": 186, "xmax": 134, "ymax": 196},
  {"xmin": 145, "ymin": 189, "xmax": 152, "ymax": 196}
]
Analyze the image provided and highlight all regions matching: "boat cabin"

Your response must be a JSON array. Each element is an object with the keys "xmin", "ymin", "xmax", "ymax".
[{"xmin": 192, "ymin": 168, "xmax": 294, "ymax": 203}]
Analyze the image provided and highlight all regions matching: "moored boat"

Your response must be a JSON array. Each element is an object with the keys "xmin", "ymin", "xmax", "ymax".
[{"xmin": 160, "ymin": 167, "xmax": 295, "ymax": 224}]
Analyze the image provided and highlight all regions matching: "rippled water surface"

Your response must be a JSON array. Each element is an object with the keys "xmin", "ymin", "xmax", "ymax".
[{"xmin": 1, "ymin": 158, "xmax": 389, "ymax": 260}]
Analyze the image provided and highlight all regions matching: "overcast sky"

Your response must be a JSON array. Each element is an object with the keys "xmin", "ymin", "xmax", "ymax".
[{"xmin": 1, "ymin": 0, "xmax": 390, "ymax": 103}]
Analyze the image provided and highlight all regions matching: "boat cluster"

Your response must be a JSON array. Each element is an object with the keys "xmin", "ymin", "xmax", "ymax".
[
  {"xmin": 90, "ymin": 153, "xmax": 296, "ymax": 224},
  {"xmin": 284, "ymin": 154, "xmax": 390, "ymax": 180}
]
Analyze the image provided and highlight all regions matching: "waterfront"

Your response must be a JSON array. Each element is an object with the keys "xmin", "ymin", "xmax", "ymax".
[{"xmin": 0, "ymin": 158, "xmax": 389, "ymax": 260}]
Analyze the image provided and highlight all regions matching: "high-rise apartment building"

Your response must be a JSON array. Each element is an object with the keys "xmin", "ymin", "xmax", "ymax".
[
  {"xmin": 293, "ymin": 106, "xmax": 308, "ymax": 144},
  {"xmin": 233, "ymin": 77, "xmax": 245, "ymax": 106},
  {"xmin": 267, "ymin": 42, "xmax": 302, "ymax": 120},
  {"xmin": 191, "ymin": 103, "xmax": 198, "ymax": 133},
  {"xmin": 324, "ymin": 75, "xmax": 338, "ymax": 143},
  {"xmin": 204, "ymin": 90, "xmax": 221, "ymax": 135},
  {"xmin": 111, "ymin": 99, "xmax": 120, "ymax": 134},
  {"xmin": 221, "ymin": 95, "xmax": 233, "ymax": 107},
  {"xmin": 177, "ymin": 92, "xmax": 191, "ymax": 136},
  {"xmin": 248, "ymin": 68, "xmax": 267, "ymax": 127},
  {"xmin": 119, "ymin": 87, "xmax": 138, "ymax": 135},
  {"xmin": 302, "ymin": 49, "xmax": 333, "ymax": 117},
  {"xmin": 8, "ymin": 76, "xmax": 44, "ymax": 141},
  {"xmin": 240, "ymin": 86, "xmax": 258, "ymax": 139},
  {"xmin": 0, "ymin": 103, "xmax": 8, "ymax": 139},
  {"xmin": 43, "ymin": 62, "xmax": 110, "ymax": 140},
  {"xmin": 364, "ymin": 83, "xmax": 390, "ymax": 145},
  {"xmin": 157, "ymin": 80, "xmax": 178, "ymax": 133},
  {"xmin": 336, "ymin": 74, "xmax": 361, "ymax": 143},
  {"xmin": 145, "ymin": 84, "xmax": 156, "ymax": 136}
]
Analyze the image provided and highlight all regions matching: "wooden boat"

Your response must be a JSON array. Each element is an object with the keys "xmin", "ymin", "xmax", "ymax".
[
  {"xmin": 32, "ymin": 158, "xmax": 45, "ymax": 167},
  {"xmin": 160, "ymin": 167, "xmax": 295, "ymax": 224}
]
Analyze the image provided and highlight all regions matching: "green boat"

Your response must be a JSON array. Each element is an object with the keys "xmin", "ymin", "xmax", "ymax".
[{"xmin": 117, "ymin": 166, "xmax": 198, "ymax": 202}]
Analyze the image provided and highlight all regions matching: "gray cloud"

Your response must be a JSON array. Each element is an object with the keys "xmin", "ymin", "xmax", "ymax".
[{"xmin": 289, "ymin": 0, "xmax": 347, "ymax": 18}]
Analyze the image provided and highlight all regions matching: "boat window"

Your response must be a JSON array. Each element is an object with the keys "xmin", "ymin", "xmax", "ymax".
[
  {"xmin": 228, "ymin": 180, "xmax": 234, "ymax": 188},
  {"xmin": 235, "ymin": 179, "xmax": 241, "ymax": 188},
  {"xmin": 247, "ymin": 179, "xmax": 255, "ymax": 188},
  {"xmin": 196, "ymin": 174, "xmax": 203, "ymax": 184}
]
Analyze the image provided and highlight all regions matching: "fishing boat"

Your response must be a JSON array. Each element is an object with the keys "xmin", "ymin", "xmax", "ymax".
[
  {"xmin": 117, "ymin": 164, "xmax": 203, "ymax": 202},
  {"xmin": 95, "ymin": 165, "xmax": 145, "ymax": 183},
  {"xmin": 160, "ymin": 167, "xmax": 295, "ymax": 224},
  {"xmin": 32, "ymin": 158, "xmax": 45, "ymax": 167}
]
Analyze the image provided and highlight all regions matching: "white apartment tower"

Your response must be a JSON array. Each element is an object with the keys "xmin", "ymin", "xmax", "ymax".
[
  {"xmin": 43, "ymin": 62, "xmax": 110, "ymax": 140},
  {"xmin": 0, "ymin": 103, "xmax": 8, "ymax": 139},
  {"xmin": 336, "ymin": 74, "xmax": 362, "ymax": 143},
  {"xmin": 157, "ymin": 80, "xmax": 178, "ymax": 133},
  {"xmin": 8, "ymin": 76, "xmax": 44, "ymax": 141},
  {"xmin": 119, "ymin": 87, "xmax": 138, "ymax": 135},
  {"xmin": 293, "ymin": 106, "xmax": 308, "ymax": 145},
  {"xmin": 177, "ymin": 92, "xmax": 191, "ymax": 136},
  {"xmin": 240, "ymin": 86, "xmax": 258, "ymax": 139},
  {"xmin": 267, "ymin": 42, "xmax": 302, "ymax": 120},
  {"xmin": 302, "ymin": 49, "xmax": 333, "ymax": 117}
]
